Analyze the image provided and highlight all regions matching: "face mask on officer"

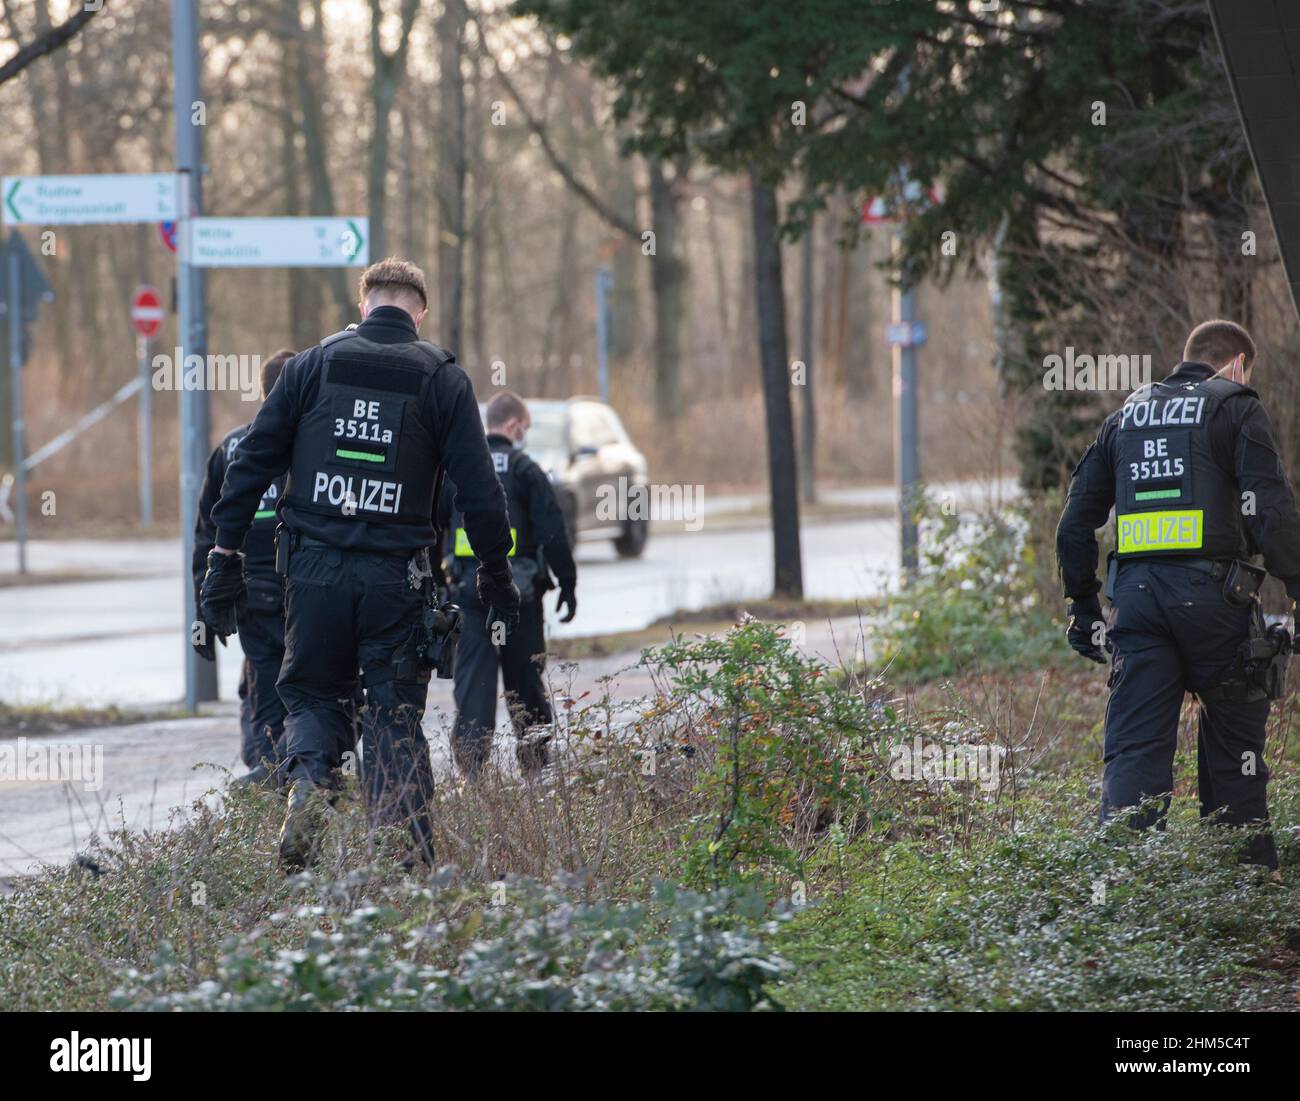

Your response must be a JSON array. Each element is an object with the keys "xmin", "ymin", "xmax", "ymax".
[
  {"xmin": 503, "ymin": 415, "xmax": 529, "ymax": 449},
  {"xmin": 1216, "ymin": 352, "xmax": 1251, "ymax": 387}
]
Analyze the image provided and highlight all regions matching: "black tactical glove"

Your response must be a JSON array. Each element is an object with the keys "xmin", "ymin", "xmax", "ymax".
[
  {"xmin": 477, "ymin": 562, "xmax": 520, "ymax": 639},
  {"xmin": 191, "ymin": 616, "xmax": 227, "ymax": 661},
  {"xmin": 1066, "ymin": 594, "xmax": 1108, "ymax": 664},
  {"xmin": 555, "ymin": 582, "xmax": 577, "ymax": 623},
  {"xmin": 199, "ymin": 550, "xmax": 246, "ymax": 640}
]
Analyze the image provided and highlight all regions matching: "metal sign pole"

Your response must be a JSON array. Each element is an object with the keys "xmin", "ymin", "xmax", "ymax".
[
  {"xmin": 892, "ymin": 231, "xmax": 919, "ymax": 576},
  {"xmin": 138, "ymin": 334, "xmax": 152, "ymax": 526},
  {"xmin": 7, "ymin": 248, "xmax": 25, "ymax": 573},
  {"xmin": 172, "ymin": 0, "xmax": 214, "ymax": 709}
]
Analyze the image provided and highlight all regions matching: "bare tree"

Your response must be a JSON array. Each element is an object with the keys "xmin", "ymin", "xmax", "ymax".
[
  {"xmin": 474, "ymin": 12, "xmax": 691, "ymax": 417},
  {"xmin": 367, "ymin": 0, "xmax": 420, "ymax": 261},
  {"xmin": 648, "ymin": 156, "xmax": 687, "ymax": 421},
  {"xmin": 751, "ymin": 176, "xmax": 803, "ymax": 597},
  {"xmin": 285, "ymin": 0, "xmax": 353, "ymax": 321},
  {"xmin": 436, "ymin": 0, "xmax": 467, "ymax": 352},
  {"xmin": 0, "ymin": 0, "xmax": 97, "ymax": 87}
]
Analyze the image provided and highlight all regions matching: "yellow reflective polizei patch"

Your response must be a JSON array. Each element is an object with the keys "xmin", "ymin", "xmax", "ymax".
[
  {"xmin": 1115, "ymin": 509, "xmax": 1203, "ymax": 555},
  {"xmin": 454, "ymin": 527, "xmax": 518, "ymax": 557}
]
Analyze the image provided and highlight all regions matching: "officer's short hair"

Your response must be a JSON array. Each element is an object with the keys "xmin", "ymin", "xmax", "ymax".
[
  {"xmin": 359, "ymin": 257, "xmax": 428, "ymax": 310},
  {"xmin": 261, "ymin": 348, "xmax": 296, "ymax": 399},
  {"xmin": 1184, "ymin": 320, "xmax": 1256, "ymax": 370},
  {"xmin": 485, "ymin": 390, "xmax": 529, "ymax": 429}
]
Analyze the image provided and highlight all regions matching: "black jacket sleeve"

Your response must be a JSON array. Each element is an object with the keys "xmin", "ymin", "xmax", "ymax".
[
  {"xmin": 432, "ymin": 366, "xmax": 513, "ymax": 570},
  {"xmin": 1229, "ymin": 397, "xmax": 1300, "ymax": 601},
  {"xmin": 212, "ymin": 361, "xmax": 301, "ymax": 550},
  {"xmin": 523, "ymin": 461, "xmax": 576, "ymax": 590},
  {"xmin": 434, "ymin": 477, "xmax": 454, "ymax": 543},
  {"xmin": 1055, "ymin": 425, "xmax": 1116, "ymax": 600},
  {"xmin": 193, "ymin": 443, "xmax": 226, "ymax": 599}
]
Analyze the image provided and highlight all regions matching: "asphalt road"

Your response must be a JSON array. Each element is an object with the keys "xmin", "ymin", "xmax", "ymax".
[{"xmin": 0, "ymin": 511, "xmax": 901, "ymax": 707}]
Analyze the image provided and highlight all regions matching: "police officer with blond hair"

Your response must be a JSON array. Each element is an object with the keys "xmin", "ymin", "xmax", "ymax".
[
  {"xmin": 1057, "ymin": 319, "xmax": 1300, "ymax": 871},
  {"xmin": 199, "ymin": 258, "xmax": 518, "ymax": 870}
]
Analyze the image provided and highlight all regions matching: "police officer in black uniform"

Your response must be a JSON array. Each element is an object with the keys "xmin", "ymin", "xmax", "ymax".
[
  {"xmin": 193, "ymin": 348, "xmax": 296, "ymax": 787},
  {"xmin": 440, "ymin": 391, "xmax": 577, "ymax": 777},
  {"xmin": 199, "ymin": 259, "xmax": 519, "ymax": 869},
  {"xmin": 1057, "ymin": 320, "xmax": 1300, "ymax": 871}
]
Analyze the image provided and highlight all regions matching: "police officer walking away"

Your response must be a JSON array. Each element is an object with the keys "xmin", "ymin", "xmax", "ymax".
[
  {"xmin": 1057, "ymin": 320, "xmax": 1300, "ymax": 872},
  {"xmin": 442, "ymin": 391, "xmax": 577, "ymax": 776},
  {"xmin": 193, "ymin": 348, "xmax": 296, "ymax": 788},
  {"xmin": 199, "ymin": 259, "xmax": 519, "ymax": 870}
]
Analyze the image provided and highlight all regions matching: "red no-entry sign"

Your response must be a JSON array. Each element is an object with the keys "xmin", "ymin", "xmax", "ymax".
[{"xmin": 131, "ymin": 284, "xmax": 164, "ymax": 339}]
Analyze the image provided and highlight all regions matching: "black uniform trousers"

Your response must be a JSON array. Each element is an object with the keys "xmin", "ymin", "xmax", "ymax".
[
  {"xmin": 451, "ymin": 587, "xmax": 551, "ymax": 775},
  {"xmin": 277, "ymin": 544, "xmax": 436, "ymax": 857},
  {"xmin": 235, "ymin": 605, "xmax": 287, "ymax": 772},
  {"xmin": 1103, "ymin": 560, "xmax": 1276, "ymax": 868}
]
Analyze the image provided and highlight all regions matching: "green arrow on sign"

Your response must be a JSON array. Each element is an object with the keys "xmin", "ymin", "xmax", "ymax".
[
  {"xmin": 5, "ymin": 180, "xmax": 22, "ymax": 223},
  {"xmin": 343, "ymin": 219, "xmax": 364, "ymax": 262}
]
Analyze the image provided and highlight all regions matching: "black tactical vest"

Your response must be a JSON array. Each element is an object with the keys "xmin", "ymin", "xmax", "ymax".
[
  {"xmin": 450, "ymin": 438, "xmax": 537, "ymax": 560},
  {"xmin": 284, "ymin": 329, "xmax": 450, "ymax": 528},
  {"xmin": 221, "ymin": 423, "xmax": 284, "ymax": 572},
  {"xmin": 1112, "ymin": 375, "xmax": 1247, "ymax": 560}
]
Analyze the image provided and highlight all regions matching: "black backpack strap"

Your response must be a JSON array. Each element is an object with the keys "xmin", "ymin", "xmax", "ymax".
[
  {"xmin": 1196, "ymin": 375, "xmax": 1259, "ymax": 401},
  {"xmin": 320, "ymin": 326, "xmax": 358, "ymax": 348},
  {"xmin": 413, "ymin": 341, "xmax": 455, "ymax": 594},
  {"xmin": 414, "ymin": 340, "xmax": 454, "ymax": 369}
]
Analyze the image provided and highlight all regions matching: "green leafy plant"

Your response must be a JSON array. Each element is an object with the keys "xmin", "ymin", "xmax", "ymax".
[
  {"xmin": 108, "ymin": 875, "xmax": 792, "ymax": 1013},
  {"xmin": 876, "ymin": 495, "xmax": 1068, "ymax": 680},
  {"xmin": 646, "ymin": 622, "xmax": 904, "ymax": 888}
]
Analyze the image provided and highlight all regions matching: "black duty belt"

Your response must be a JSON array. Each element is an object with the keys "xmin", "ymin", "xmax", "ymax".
[
  {"xmin": 1118, "ymin": 556, "xmax": 1232, "ymax": 580},
  {"xmin": 294, "ymin": 533, "xmax": 409, "ymax": 559}
]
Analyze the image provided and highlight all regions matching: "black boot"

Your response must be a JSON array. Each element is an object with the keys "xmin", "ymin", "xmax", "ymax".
[
  {"xmin": 231, "ymin": 763, "xmax": 276, "ymax": 791},
  {"xmin": 515, "ymin": 731, "xmax": 552, "ymax": 775},
  {"xmin": 278, "ymin": 781, "xmax": 331, "ymax": 870}
]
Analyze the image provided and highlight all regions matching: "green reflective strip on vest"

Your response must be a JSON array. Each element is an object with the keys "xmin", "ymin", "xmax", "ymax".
[
  {"xmin": 336, "ymin": 448, "xmax": 385, "ymax": 463},
  {"xmin": 1116, "ymin": 509, "xmax": 1203, "ymax": 555},
  {"xmin": 253, "ymin": 509, "xmax": 276, "ymax": 520},
  {"xmin": 454, "ymin": 527, "xmax": 517, "ymax": 557},
  {"xmin": 1134, "ymin": 488, "xmax": 1181, "ymax": 501}
]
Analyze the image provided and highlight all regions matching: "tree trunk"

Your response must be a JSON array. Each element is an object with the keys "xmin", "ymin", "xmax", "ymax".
[
  {"xmin": 278, "ymin": 41, "xmax": 316, "ymax": 347},
  {"xmin": 750, "ymin": 175, "xmax": 803, "ymax": 598},
  {"xmin": 610, "ymin": 165, "xmax": 641, "ymax": 364},
  {"xmin": 292, "ymin": 0, "xmax": 352, "ymax": 321},
  {"xmin": 648, "ymin": 157, "xmax": 686, "ymax": 421},
  {"xmin": 466, "ymin": 53, "xmax": 487, "ymax": 374},
  {"xmin": 369, "ymin": 65, "xmax": 391, "ymax": 261},
  {"xmin": 367, "ymin": 0, "xmax": 419, "ymax": 264},
  {"xmin": 541, "ymin": 194, "xmax": 579, "ymax": 395},
  {"xmin": 436, "ymin": 0, "xmax": 467, "ymax": 352},
  {"xmin": 399, "ymin": 94, "xmax": 416, "ymax": 258},
  {"xmin": 835, "ymin": 220, "xmax": 856, "ymax": 394},
  {"xmin": 705, "ymin": 189, "xmax": 732, "ymax": 379}
]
